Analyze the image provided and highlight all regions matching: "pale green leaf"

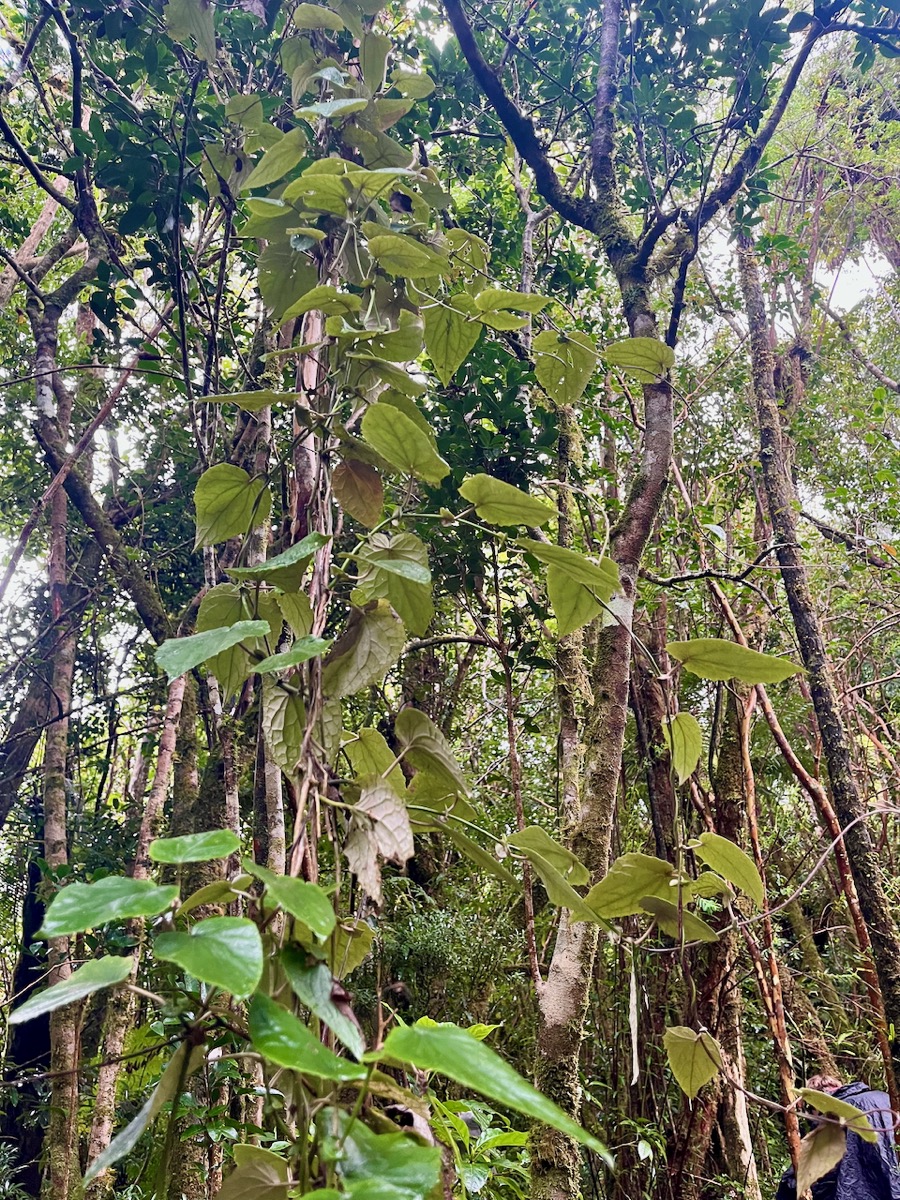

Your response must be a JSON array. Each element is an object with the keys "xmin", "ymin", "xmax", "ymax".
[
  {"xmin": 423, "ymin": 297, "xmax": 481, "ymax": 386},
  {"xmin": 666, "ymin": 638, "xmax": 802, "ymax": 684},
  {"xmin": 11, "ymin": 956, "xmax": 132, "ymax": 1025},
  {"xmin": 474, "ymin": 288, "xmax": 549, "ymax": 313},
  {"xmin": 164, "ymin": 0, "xmax": 216, "ymax": 60},
  {"xmin": 458, "ymin": 474, "xmax": 554, "ymax": 527},
  {"xmin": 361, "ymin": 31, "xmax": 391, "ymax": 91},
  {"xmin": 203, "ymin": 389, "xmax": 298, "ymax": 413},
  {"xmin": 583, "ymin": 852, "xmax": 676, "ymax": 919},
  {"xmin": 259, "ymin": 242, "xmax": 317, "ymax": 317},
  {"xmin": 795, "ymin": 1089, "xmax": 878, "ymax": 1143},
  {"xmin": 390, "ymin": 68, "xmax": 435, "ymax": 97},
  {"xmin": 547, "ymin": 566, "xmax": 602, "ymax": 636},
  {"xmin": 283, "ymin": 285, "xmax": 362, "ymax": 321},
  {"xmin": 241, "ymin": 127, "xmax": 309, "ymax": 191},
  {"xmin": 293, "ymin": 2, "xmax": 345, "ymax": 29},
  {"xmin": 395, "ymin": 707, "xmax": 468, "ymax": 795},
  {"xmin": 641, "ymin": 896, "xmax": 718, "ymax": 942},
  {"xmin": 661, "ymin": 713, "xmax": 703, "ymax": 785},
  {"xmin": 343, "ymin": 727, "xmax": 406, "ymax": 793},
  {"xmin": 604, "ymin": 336, "xmax": 675, "ymax": 383},
  {"xmin": 298, "ymin": 98, "xmax": 370, "ymax": 121},
  {"xmin": 245, "ymin": 861, "xmax": 336, "ymax": 938},
  {"xmin": 255, "ymin": 637, "xmax": 331, "ymax": 673},
  {"xmin": 361, "ymin": 405, "xmax": 449, "ymax": 485},
  {"xmin": 796, "ymin": 1125, "xmax": 848, "ymax": 1198},
  {"xmin": 692, "ymin": 832, "xmax": 764, "ymax": 908},
  {"xmin": 277, "ymin": 591, "xmax": 314, "ymax": 638},
  {"xmin": 507, "ymin": 826, "xmax": 589, "ymax": 886},
  {"xmin": 663, "ymin": 1027, "xmax": 722, "ymax": 1097},
  {"xmin": 533, "ymin": 329, "xmax": 597, "ymax": 404},
  {"xmin": 367, "ymin": 232, "xmax": 449, "ymax": 277},
  {"xmin": 194, "ymin": 464, "xmax": 272, "ymax": 549}
]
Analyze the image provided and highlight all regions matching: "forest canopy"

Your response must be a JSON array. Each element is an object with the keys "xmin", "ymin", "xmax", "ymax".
[{"xmin": 1, "ymin": 0, "xmax": 900, "ymax": 1196}]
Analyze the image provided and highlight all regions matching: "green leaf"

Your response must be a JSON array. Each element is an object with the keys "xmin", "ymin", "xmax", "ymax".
[
  {"xmin": 390, "ymin": 68, "xmax": 435, "ymax": 98},
  {"xmin": 84, "ymin": 1042, "xmax": 204, "ymax": 1184},
  {"xmin": 358, "ymin": 779, "xmax": 414, "ymax": 864},
  {"xmin": 533, "ymin": 330, "xmax": 597, "ymax": 404},
  {"xmin": 246, "ymin": 861, "xmax": 336, "ymax": 938},
  {"xmin": 686, "ymin": 872, "xmax": 734, "ymax": 902},
  {"xmin": 163, "ymin": 0, "xmax": 216, "ymax": 61},
  {"xmin": 361, "ymin": 406, "xmax": 449, "ymax": 486},
  {"xmin": 249, "ymin": 994, "xmax": 367, "ymax": 1079},
  {"xmin": 149, "ymin": 829, "xmax": 240, "ymax": 864},
  {"xmin": 356, "ymin": 533, "xmax": 434, "ymax": 636},
  {"xmin": 518, "ymin": 539, "xmax": 619, "ymax": 634},
  {"xmin": 298, "ymin": 98, "xmax": 370, "ymax": 121},
  {"xmin": 343, "ymin": 727, "xmax": 406, "ymax": 792},
  {"xmin": 196, "ymin": 585, "xmax": 281, "ymax": 700},
  {"xmin": 282, "ymin": 173, "xmax": 349, "ymax": 215},
  {"xmin": 228, "ymin": 533, "xmax": 330, "ymax": 592},
  {"xmin": 283, "ymin": 286, "xmax": 362, "ymax": 322},
  {"xmin": 219, "ymin": 1146, "xmax": 289, "ymax": 1200},
  {"xmin": 663, "ymin": 1027, "xmax": 723, "ymax": 1097},
  {"xmin": 194, "ymin": 464, "xmax": 272, "ymax": 549},
  {"xmin": 255, "ymin": 637, "xmax": 331, "ymax": 673},
  {"xmin": 322, "ymin": 601, "xmax": 405, "ymax": 697},
  {"xmin": 583, "ymin": 852, "xmax": 676, "ymax": 919},
  {"xmin": 604, "ymin": 337, "xmax": 675, "ymax": 383},
  {"xmin": 327, "ymin": 918, "xmax": 375, "ymax": 978},
  {"xmin": 640, "ymin": 896, "xmax": 718, "ymax": 942},
  {"xmin": 367, "ymin": 233, "xmax": 450, "ymax": 277},
  {"xmin": 515, "ymin": 847, "xmax": 605, "ymax": 925},
  {"xmin": 277, "ymin": 591, "xmax": 314, "ymax": 638},
  {"xmin": 441, "ymin": 825, "xmax": 516, "ymax": 886},
  {"xmin": 154, "ymin": 916, "xmax": 263, "ymax": 998},
  {"xmin": 177, "ymin": 877, "xmax": 251, "ymax": 916},
  {"xmin": 547, "ymin": 566, "xmax": 602, "ymax": 636},
  {"xmin": 796, "ymin": 1125, "xmax": 848, "ymax": 1198},
  {"xmin": 261, "ymin": 676, "xmax": 307, "ymax": 773},
  {"xmin": 474, "ymin": 288, "xmax": 549, "ymax": 313},
  {"xmin": 507, "ymin": 827, "xmax": 589, "ymax": 886},
  {"xmin": 330, "ymin": 1108, "xmax": 442, "ymax": 1199},
  {"xmin": 10, "ymin": 956, "xmax": 132, "ymax": 1025},
  {"xmin": 259, "ymin": 242, "xmax": 317, "ymax": 317},
  {"xmin": 661, "ymin": 713, "xmax": 703, "ymax": 785},
  {"xmin": 395, "ymin": 708, "xmax": 467, "ymax": 795},
  {"xmin": 293, "ymin": 2, "xmax": 345, "ymax": 28},
  {"xmin": 476, "ymin": 310, "xmax": 529, "ymax": 332},
  {"xmin": 423, "ymin": 297, "xmax": 481, "ymax": 386},
  {"xmin": 458, "ymin": 475, "xmax": 554, "ymax": 528},
  {"xmin": 376, "ymin": 1023, "xmax": 611, "ymax": 1161},
  {"xmin": 361, "ymin": 31, "xmax": 391, "ymax": 91},
  {"xmin": 282, "ymin": 948, "xmax": 365, "ymax": 1059},
  {"xmin": 203, "ymin": 389, "xmax": 298, "ymax": 413},
  {"xmin": 367, "ymin": 312, "xmax": 424, "ymax": 362},
  {"xmin": 334, "ymin": 459, "xmax": 384, "ymax": 526},
  {"xmin": 154, "ymin": 621, "xmax": 270, "ymax": 683},
  {"xmin": 41, "ymin": 877, "xmax": 179, "ymax": 938},
  {"xmin": 796, "ymin": 1089, "xmax": 878, "ymax": 1143},
  {"xmin": 242, "ymin": 127, "xmax": 309, "ymax": 191},
  {"xmin": 666, "ymin": 638, "xmax": 802, "ymax": 684},
  {"xmin": 692, "ymin": 832, "xmax": 764, "ymax": 908}
]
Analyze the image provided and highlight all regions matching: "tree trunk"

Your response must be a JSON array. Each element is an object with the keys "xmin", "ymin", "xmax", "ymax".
[{"xmin": 737, "ymin": 229, "xmax": 900, "ymax": 1076}]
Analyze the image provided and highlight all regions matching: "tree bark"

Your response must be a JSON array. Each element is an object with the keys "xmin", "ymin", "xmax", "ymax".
[{"xmin": 737, "ymin": 229, "xmax": 900, "ymax": 1078}]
